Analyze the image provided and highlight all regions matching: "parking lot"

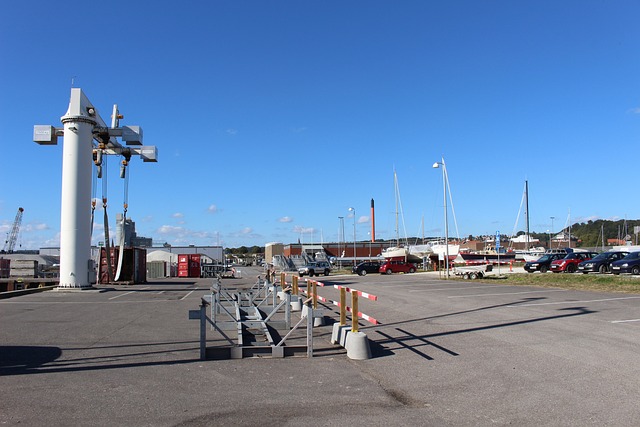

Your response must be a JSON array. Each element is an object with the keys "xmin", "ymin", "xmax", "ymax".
[{"xmin": 2, "ymin": 267, "xmax": 640, "ymax": 426}]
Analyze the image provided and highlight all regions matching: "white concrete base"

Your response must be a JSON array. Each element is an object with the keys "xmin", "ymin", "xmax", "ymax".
[
  {"xmin": 301, "ymin": 305, "xmax": 325, "ymax": 326},
  {"xmin": 345, "ymin": 331, "xmax": 371, "ymax": 360},
  {"xmin": 54, "ymin": 286, "xmax": 104, "ymax": 293},
  {"xmin": 290, "ymin": 296, "xmax": 302, "ymax": 311},
  {"xmin": 331, "ymin": 323, "xmax": 351, "ymax": 346}
]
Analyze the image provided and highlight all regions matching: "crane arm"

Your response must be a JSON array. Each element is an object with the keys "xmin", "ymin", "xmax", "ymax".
[{"xmin": 3, "ymin": 207, "xmax": 24, "ymax": 253}]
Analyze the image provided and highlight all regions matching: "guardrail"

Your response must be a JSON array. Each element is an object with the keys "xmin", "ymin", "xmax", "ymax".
[{"xmin": 283, "ymin": 274, "xmax": 376, "ymax": 359}]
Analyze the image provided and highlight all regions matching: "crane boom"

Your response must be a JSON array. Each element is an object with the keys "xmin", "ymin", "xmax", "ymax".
[{"xmin": 3, "ymin": 207, "xmax": 24, "ymax": 253}]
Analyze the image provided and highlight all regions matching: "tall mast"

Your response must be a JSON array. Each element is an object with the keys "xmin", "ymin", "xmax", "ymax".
[
  {"xmin": 525, "ymin": 180, "xmax": 530, "ymax": 250},
  {"xmin": 370, "ymin": 198, "xmax": 375, "ymax": 242},
  {"xmin": 394, "ymin": 169, "xmax": 399, "ymax": 245}
]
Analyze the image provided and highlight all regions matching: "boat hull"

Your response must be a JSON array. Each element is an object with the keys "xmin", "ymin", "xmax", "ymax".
[
  {"xmin": 458, "ymin": 252, "xmax": 516, "ymax": 265},
  {"xmin": 382, "ymin": 246, "xmax": 424, "ymax": 263}
]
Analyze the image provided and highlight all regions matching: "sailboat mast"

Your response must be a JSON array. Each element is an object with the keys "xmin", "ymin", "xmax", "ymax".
[
  {"xmin": 394, "ymin": 170, "xmax": 399, "ymax": 245},
  {"xmin": 525, "ymin": 180, "xmax": 530, "ymax": 251}
]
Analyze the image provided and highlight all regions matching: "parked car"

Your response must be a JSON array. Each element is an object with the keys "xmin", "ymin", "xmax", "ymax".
[
  {"xmin": 298, "ymin": 261, "xmax": 331, "ymax": 277},
  {"xmin": 523, "ymin": 253, "xmax": 566, "ymax": 273},
  {"xmin": 578, "ymin": 251, "xmax": 630, "ymax": 274},
  {"xmin": 611, "ymin": 251, "xmax": 640, "ymax": 275},
  {"xmin": 550, "ymin": 252, "xmax": 599, "ymax": 273},
  {"xmin": 379, "ymin": 260, "xmax": 417, "ymax": 274},
  {"xmin": 352, "ymin": 261, "xmax": 381, "ymax": 276}
]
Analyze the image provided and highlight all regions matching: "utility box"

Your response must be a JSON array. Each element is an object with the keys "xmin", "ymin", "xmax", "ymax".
[
  {"xmin": 147, "ymin": 261, "xmax": 167, "ymax": 279},
  {"xmin": 139, "ymin": 146, "xmax": 158, "ymax": 162},
  {"xmin": 33, "ymin": 125, "xmax": 58, "ymax": 145}
]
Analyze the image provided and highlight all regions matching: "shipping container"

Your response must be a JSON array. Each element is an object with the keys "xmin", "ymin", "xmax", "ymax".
[
  {"xmin": 147, "ymin": 261, "xmax": 167, "ymax": 279},
  {"xmin": 175, "ymin": 253, "xmax": 202, "ymax": 277},
  {"xmin": 10, "ymin": 260, "xmax": 38, "ymax": 278},
  {"xmin": 98, "ymin": 247, "xmax": 147, "ymax": 284},
  {"xmin": 0, "ymin": 258, "xmax": 10, "ymax": 278}
]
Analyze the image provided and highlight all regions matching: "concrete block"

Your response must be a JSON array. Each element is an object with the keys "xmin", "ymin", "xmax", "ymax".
[{"xmin": 345, "ymin": 331, "xmax": 371, "ymax": 360}]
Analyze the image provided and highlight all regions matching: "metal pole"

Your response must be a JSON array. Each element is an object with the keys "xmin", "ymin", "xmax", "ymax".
[
  {"xmin": 349, "ymin": 207, "xmax": 356, "ymax": 267},
  {"xmin": 443, "ymin": 159, "xmax": 450, "ymax": 278},
  {"xmin": 338, "ymin": 216, "xmax": 343, "ymax": 269},
  {"xmin": 307, "ymin": 304, "xmax": 314, "ymax": 358},
  {"xmin": 200, "ymin": 302, "xmax": 207, "ymax": 360},
  {"xmin": 353, "ymin": 209, "xmax": 356, "ymax": 267}
]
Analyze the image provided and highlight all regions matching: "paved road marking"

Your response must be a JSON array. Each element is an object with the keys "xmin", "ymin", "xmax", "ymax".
[
  {"xmin": 180, "ymin": 290, "xmax": 196, "ymax": 300},
  {"xmin": 409, "ymin": 284, "xmax": 508, "ymax": 292},
  {"xmin": 509, "ymin": 295, "xmax": 640, "ymax": 307},
  {"xmin": 611, "ymin": 319, "xmax": 640, "ymax": 324},
  {"xmin": 449, "ymin": 289, "xmax": 568, "ymax": 298},
  {"xmin": 108, "ymin": 286, "xmax": 150, "ymax": 300}
]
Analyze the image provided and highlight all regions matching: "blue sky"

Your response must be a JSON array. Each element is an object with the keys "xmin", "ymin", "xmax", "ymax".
[{"xmin": 1, "ymin": 1, "xmax": 639, "ymax": 250}]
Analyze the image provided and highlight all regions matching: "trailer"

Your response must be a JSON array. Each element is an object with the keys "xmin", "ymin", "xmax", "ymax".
[
  {"xmin": 453, "ymin": 264, "xmax": 493, "ymax": 280},
  {"xmin": 200, "ymin": 263, "xmax": 237, "ymax": 278}
]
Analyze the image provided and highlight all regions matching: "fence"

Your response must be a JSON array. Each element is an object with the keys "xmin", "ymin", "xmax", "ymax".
[{"xmin": 284, "ymin": 273, "xmax": 378, "ymax": 359}]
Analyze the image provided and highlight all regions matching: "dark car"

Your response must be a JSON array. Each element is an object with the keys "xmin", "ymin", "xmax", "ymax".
[
  {"xmin": 611, "ymin": 251, "xmax": 640, "ymax": 275},
  {"xmin": 523, "ymin": 253, "xmax": 566, "ymax": 273},
  {"xmin": 352, "ymin": 261, "xmax": 381, "ymax": 276},
  {"xmin": 550, "ymin": 252, "xmax": 599, "ymax": 273},
  {"xmin": 578, "ymin": 251, "xmax": 630, "ymax": 274},
  {"xmin": 379, "ymin": 260, "xmax": 417, "ymax": 274}
]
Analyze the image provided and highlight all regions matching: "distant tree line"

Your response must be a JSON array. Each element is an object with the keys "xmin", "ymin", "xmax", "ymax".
[
  {"xmin": 512, "ymin": 219, "xmax": 640, "ymax": 247},
  {"xmin": 226, "ymin": 245, "xmax": 264, "ymax": 255}
]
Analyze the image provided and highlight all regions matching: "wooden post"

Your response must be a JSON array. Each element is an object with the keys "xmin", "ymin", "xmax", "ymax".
[
  {"xmin": 351, "ymin": 290, "xmax": 359, "ymax": 333},
  {"xmin": 312, "ymin": 281, "xmax": 318, "ymax": 309},
  {"xmin": 292, "ymin": 275, "xmax": 299, "ymax": 295},
  {"xmin": 340, "ymin": 287, "xmax": 347, "ymax": 326}
]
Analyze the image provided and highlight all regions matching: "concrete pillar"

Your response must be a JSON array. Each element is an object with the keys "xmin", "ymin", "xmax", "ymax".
[{"xmin": 58, "ymin": 89, "xmax": 96, "ymax": 288}]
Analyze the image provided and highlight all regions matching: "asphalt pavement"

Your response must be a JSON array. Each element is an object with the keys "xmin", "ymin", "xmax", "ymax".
[{"xmin": 2, "ymin": 266, "xmax": 640, "ymax": 426}]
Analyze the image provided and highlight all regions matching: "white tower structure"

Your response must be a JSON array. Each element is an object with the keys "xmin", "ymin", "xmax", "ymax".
[{"xmin": 34, "ymin": 88, "xmax": 157, "ymax": 289}]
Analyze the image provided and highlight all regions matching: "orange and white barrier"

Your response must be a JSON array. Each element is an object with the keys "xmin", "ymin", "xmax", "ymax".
[{"xmin": 281, "ymin": 274, "xmax": 376, "ymax": 360}]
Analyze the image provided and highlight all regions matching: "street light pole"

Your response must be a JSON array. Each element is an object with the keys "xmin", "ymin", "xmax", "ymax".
[
  {"xmin": 349, "ymin": 207, "xmax": 356, "ymax": 267},
  {"xmin": 433, "ymin": 158, "xmax": 450, "ymax": 278},
  {"xmin": 338, "ymin": 216, "xmax": 344, "ymax": 269}
]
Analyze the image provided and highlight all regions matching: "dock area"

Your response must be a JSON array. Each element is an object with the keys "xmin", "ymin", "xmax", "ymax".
[{"xmin": 1, "ymin": 266, "xmax": 639, "ymax": 426}]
